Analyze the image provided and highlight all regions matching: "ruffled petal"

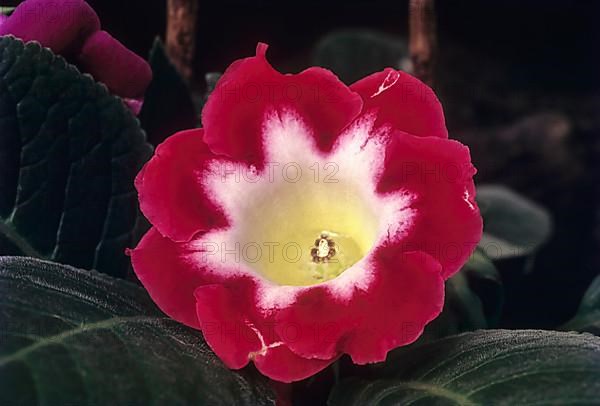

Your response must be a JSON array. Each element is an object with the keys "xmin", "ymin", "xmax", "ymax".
[
  {"xmin": 195, "ymin": 284, "xmax": 263, "ymax": 369},
  {"xmin": 341, "ymin": 250, "xmax": 444, "ymax": 363},
  {"xmin": 273, "ymin": 250, "xmax": 444, "ymax": 364},
  {"xmin": 378, "ymin": 131, "xmax": 482, "ymax": 278},
  {"xmin": 253, "ymin": 344, "xmax": 333, "ymax": 383},
  {"xmin": 350, "ymin": 68, "xmax": 448, "ymax": 138},
  {"xmin": 129, "ymin": 227, "xmax": 208, "ymax": 329},
  {"xmin": 202, "ymin": 43, "xmax": 362, "ymax": 167},
  {"xmin": 194, "ymin": 275, "xmax": 335, "ymax": 382},
  {"xmin": 130, "ymin": 43, "xmax": 481, "ymax": 383},
  {"xmin": 132, "ymin": 227, "xmax": 444, "ymax": 378},
  {"xmin": 135, "ymin": 129, "xmax": 228, "ymax": 242},
  {"xmin": 0, "ymin": 0, "xmax": 100, "ymax": 56},
  {"xmin": 77, "ymin": 30, "xmax": 153, "ymax": 99}
]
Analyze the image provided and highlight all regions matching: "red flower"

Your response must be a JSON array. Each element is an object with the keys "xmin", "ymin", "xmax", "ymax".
[
  {"xmin": 130, "ymin": 44, "xmax": 482, "ymax": 382},
  {"xmin": 0, "ymin": 0, "xmax": 152, "ymax": 112}
]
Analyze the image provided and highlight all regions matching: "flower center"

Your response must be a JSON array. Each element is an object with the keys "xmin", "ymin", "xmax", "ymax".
[{"xmin": 232, "ymin": 175, "xmax": 379, "ymax": 286}]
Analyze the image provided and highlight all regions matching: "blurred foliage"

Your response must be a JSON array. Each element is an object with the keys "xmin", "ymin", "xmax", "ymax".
[
  {"xmin": 197, "ymin": 72, "xmax": 222, "ymax": 126},
  {"xmin": 477, "ymin": 184, "xmax": 552, "ymax": 261},
  {"xmin": 423, "ymin": 249, "xmax": 502, "ymax": 342},
  {"xmin": 0, "ymin": 6, "xmax": 15, "ymax": 15},
  {"xmin": 313, "ymin": 30, "xmax": 409, "ymax": 84},
  {"xmin": 139, "ymin": 38, "xmax": 198, "ymax": 146}
]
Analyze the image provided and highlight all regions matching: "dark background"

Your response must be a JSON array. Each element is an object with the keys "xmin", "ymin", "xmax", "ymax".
[
  {"xmin": 86, "ymin": 0, "xmax": 600, "ymax": 329},
  {"xmin": 85, "ymin": 0, "xmax": 599, "ymax": 90}
]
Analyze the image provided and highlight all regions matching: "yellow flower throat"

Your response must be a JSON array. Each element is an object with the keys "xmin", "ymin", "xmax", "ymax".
[{"xmin": 233, "ymin": 179, "xmax": 378, "ymax": 286}]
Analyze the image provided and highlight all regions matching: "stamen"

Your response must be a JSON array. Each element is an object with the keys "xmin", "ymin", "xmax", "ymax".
[{"xmin": 311, "ymin": 232, "xmax": 337, "ymax": 263}]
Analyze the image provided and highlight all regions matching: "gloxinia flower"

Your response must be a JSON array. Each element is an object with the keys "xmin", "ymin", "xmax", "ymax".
[
  {"xmin": 0, "ymin": 0, "xmax": 152, "ymax": 113},
  {"xmin": 130, "ymin": 43, "xmax": 482, "ymax": 382}
]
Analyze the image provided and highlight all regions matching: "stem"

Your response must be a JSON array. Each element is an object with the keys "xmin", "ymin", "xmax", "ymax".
[
  {"xmin": 166, "ymin": 0, "xmax": 198, "ymax": 83},
  {"xmin": 409, "ymin": 0, "xmax": 437, "ymax": 87}
]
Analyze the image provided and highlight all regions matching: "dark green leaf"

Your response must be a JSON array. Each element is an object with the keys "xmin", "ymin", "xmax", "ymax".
[
  {"xmin": 0, "ymin": 36, "xmax": 151, "ymax": 277},
  {"xmin": 0, "ymin": 257, "xmax": 275, "ymax": 405},
  {"xmin": 139, "ymin": 38, "xmax": 198, "ymax": 146},
  {"xmin": 476, "ymin": 185, "xmax": 552, "ymax": 260},
  {"xmin": 313, "ymin": 30, "xmax": 409, "ymax": 84},
  {"xmin": 330, "ymin": 330, "xmax": 600, "ymax": 405},
  {"xmin": 562, "ymin": 274, "xmax": 600, "ymax": 335}
]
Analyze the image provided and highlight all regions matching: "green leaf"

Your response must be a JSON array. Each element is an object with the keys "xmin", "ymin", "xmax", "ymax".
[
  {"xmin": 139, "ymin": 38, "xmax": 198, "ymax": 146},
  {"xmin": 0, "ymin": 36, "xmax": 152, "ymax": 277},
  {"xmin": 313, "ymin": 30, "xmax": 409, "ymax": 84},
  {"xmin": 329, "ymin": 330, "xmax": 600, "ymax": 405},
  {"xmin": 476, "ymin": 185, "xmax": 552, "ymax": 260},
  {"xmin": 562, "ymin": 275, "xmax": 600, "ymax": 335},
  {"xmin": 0, "ymin": 257, "xmax": 275, "ymax": 405}
]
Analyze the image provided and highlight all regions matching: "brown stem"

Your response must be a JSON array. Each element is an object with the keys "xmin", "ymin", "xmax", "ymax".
[
  {"xmin": 409, "ymin": 0, "xmax": 437, "ymax": 87},
  {"xmin": 166, "ymin": 0, "xmax": 198, "ymax": 83}
]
